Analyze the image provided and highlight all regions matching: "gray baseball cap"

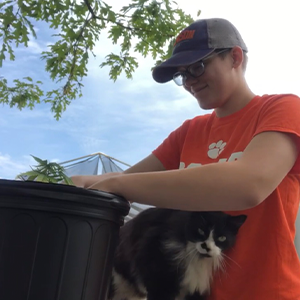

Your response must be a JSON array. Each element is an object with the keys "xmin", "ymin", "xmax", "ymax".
[{"xmin": 152, "ymin": 18, "xmax": 248, "ymax": 83}]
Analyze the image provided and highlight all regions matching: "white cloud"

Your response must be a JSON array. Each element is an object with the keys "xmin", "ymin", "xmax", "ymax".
[
  {"xmin": 27, "ymin": 39, "xmax": 45, "ymax": 54},
  {"xmin": 0, "ymin": 153, "xmax": 35, "ymax": 179}
]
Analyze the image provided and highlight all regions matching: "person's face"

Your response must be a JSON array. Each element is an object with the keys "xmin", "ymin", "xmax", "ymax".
[{"xmin": 178, "ymin": 49, "xmax": 236, "ymax": 110}]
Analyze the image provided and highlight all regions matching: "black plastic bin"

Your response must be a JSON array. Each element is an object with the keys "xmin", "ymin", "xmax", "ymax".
[{"xmin": 0, "ymin": 179, "xmax": 130, "ymax": 300}]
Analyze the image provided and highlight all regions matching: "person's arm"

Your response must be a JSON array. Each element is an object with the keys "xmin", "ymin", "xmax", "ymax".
[
  {"xmin": 88, "ymin": 131, "xmax": 299, "ymax": 211},
  {"xmin": 123, "ymin": 153, "xmax": 166, "ymax": 174},
  {"xmin": 71, "ymin": 154, "xmax": 165, "ymax": 188}
]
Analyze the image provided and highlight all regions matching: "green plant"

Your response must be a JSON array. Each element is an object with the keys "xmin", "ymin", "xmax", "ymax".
[{"xmin": 16, "ymin": 155, "xmax": 74, "ymax": 184}]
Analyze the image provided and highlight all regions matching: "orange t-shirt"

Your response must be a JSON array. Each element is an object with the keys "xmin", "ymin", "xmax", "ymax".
[{"xmin": 153, "ymin": 94, "xmax": 300, "ymax": 299}]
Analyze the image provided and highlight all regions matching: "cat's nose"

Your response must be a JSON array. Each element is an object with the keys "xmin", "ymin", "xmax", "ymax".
[{"xmin": 201, "ymin": 242, "xmax": 210, "ymax": 251}]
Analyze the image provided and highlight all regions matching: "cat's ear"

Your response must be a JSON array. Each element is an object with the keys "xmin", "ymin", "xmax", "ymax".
[{"xmin": 228, "ymin": 215, "xmax": 247, "ymax": 231}]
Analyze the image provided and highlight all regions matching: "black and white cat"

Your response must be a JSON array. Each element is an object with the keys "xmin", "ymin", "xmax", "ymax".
[{"xmin": 108, "ymin": 208, "xmax": 247, "ymax": 300}]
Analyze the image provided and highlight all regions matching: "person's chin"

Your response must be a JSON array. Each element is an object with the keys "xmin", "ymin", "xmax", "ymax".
[{"xmin": 196, "ymin": 98, "xmax": 215, "ymax": 110}]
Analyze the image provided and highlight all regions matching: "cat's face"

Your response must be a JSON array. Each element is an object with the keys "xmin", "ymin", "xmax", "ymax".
[{"xmin": 185, "ymin": 212, "xmax": 247, "ymax": 258}]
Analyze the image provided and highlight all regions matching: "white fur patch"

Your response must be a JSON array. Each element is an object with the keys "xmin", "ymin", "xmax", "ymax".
[
  {"xmin": 111, "ymin": 269, "xmax": 146, "ymax": 300},
  {"xmin": 164, "ymin": 235, "xmax": 223, "ymax": 299},
  {"xmin": 181, "ymin": 240, "xmax": 223, "ymax": 296}
]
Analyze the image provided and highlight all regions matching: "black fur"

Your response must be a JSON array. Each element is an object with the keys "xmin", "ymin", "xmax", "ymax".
[{"xmin": 108, "ymin": 208, "xmax": 247, "ymax": 300}]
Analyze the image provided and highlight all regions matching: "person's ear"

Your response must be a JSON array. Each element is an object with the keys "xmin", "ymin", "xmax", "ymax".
[{"xmin": 231, "ymin": 46, "xmax": 244, "ymax": 69}]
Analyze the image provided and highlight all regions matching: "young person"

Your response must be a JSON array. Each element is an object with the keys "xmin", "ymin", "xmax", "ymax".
[{"xmin": 72, "ymin": 18, "xmax": 300, "ymax": 299}]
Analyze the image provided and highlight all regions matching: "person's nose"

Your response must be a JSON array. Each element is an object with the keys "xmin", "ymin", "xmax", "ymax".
[{"xmin": 183, "ymin": 74, "xmax": 198, "ymax": 88}]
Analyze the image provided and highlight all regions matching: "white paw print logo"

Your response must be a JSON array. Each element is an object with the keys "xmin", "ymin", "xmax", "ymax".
[{"xmin": 207, "ymin": 140, "xmax": 227, "ymax": 159}]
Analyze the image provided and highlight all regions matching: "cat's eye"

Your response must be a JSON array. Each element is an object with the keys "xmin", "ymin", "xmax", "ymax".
[
  {"xmin": 198, "ymin": 228, "xmax": 205, "ymax": 235},
  {"xmin": 218, "ymin": 236, "xmax": 226, "ymax": 242}
]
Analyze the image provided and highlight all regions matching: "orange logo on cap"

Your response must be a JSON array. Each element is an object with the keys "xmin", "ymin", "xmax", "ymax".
[{"xmin": 174, "ymin": 30, "xmax": 195, "ymax": 46}]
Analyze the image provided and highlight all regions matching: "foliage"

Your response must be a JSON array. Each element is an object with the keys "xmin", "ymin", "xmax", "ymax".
[
  {"xmin": 0, "ymin": 0, "xmax": 199, "ymax": 119},
  {"xmin": 16, "ymin": 155, "xmax": 74, "ymax": 184}
]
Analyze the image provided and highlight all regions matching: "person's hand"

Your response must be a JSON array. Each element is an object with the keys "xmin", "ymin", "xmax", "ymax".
[
  {"xmin": 88, "ymin": 177, "xmax": 117, "ymax": 194},
  {"xmin": 71, "ymin": 173, "xmax": 121, "ymax": 188},
  {"xmin": 87, "ymin": 175, "xmax": 128, "ymax": 201}
]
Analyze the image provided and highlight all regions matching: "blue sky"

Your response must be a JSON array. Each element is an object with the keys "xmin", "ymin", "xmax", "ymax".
[{"xmin": 1, "ymin": 0, "xmax": 300, "ymax": 179}]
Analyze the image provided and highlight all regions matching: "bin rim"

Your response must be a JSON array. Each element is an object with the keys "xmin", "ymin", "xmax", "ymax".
[{"xmin": 0, "ymin": 179, "xmax": 130, "ymax": 217}]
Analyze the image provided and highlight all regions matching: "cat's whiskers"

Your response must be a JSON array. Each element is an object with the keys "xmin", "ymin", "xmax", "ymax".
[
  {"xmin": 215, "ymin": 253, "xmax": 239, "ymax": 282},
  {"xmin": 176, "ymin": 251, "xmax": 188, "ymax": 272},
  {"xmin": 187, "ymin": 244, "xmax": 198, "ymax": 258},
  {"xmin": 188, "ymin": 246, "xmax": 199, "ymax": 264},
  {"xmin": 218, "ymin": 254, "xmax": 227, "ymax": 273},
  {"xmin": 221, "ymin": 253, "xmax": 241, "ymax": 269},
  {"xmin": 176, "ymin": 244, "xmax": 197, "ymax": 273},
  {"xmin": 216, "ymin": 261, "xmax": 224, "ymax": 285}
]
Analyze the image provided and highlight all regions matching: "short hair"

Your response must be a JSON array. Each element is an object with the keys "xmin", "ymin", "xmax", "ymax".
[{"xmin": 216, "ymin": 48, "xmax": 248, "ymax": 73}]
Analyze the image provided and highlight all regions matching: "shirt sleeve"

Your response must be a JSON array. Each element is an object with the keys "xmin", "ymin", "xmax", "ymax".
[
  {"xmin": 152, "ymin": 119, "xmax": 191, "ymax": 170},
  {"xmin": 254, "ymin": 94, "xmax": 300, "ymax": 173}
]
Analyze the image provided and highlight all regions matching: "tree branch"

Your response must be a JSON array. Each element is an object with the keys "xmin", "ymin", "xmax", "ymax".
[{"xmin": 83, "ymin": 0, "xmax": 97, "ymax": 19}]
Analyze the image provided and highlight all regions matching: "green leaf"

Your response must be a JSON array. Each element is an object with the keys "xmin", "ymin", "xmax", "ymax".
[
  {"xmin": 31, "ymin": 155, "xmax": 47, "ymax": 165},
  {"xmin": 61, "ymin": 173, "xmax": 74, "ymax": 185},
  {"xmin": 16, "ymin": 155, "xmax": 74, "ymax": 184},
  {"xmin": 0, "ymin": 0, "xmax": 196, "ymax": 119}
]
